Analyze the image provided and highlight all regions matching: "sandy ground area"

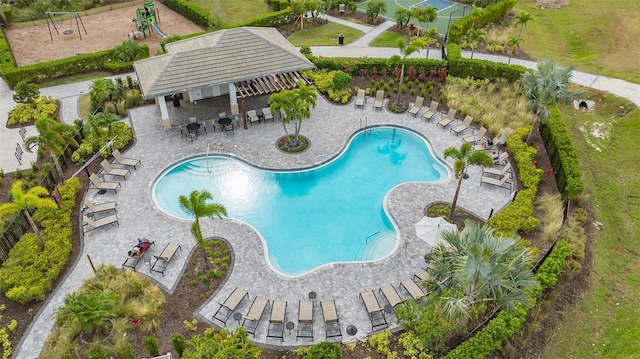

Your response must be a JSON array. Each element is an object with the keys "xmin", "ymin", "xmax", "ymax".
[{"xmin": 5, "ymin": 2, "xmax": 204, "ymax": 66}]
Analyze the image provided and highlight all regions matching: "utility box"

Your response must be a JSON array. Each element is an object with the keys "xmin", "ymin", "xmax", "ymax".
[{"xmin": 338, "ymin": 34, "xmax": 344, "ymax": 45}]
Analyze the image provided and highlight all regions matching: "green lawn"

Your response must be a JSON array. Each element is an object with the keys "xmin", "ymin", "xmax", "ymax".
[
  {"xmin": 39, "ymin": 72, "xmax": 112, "ymax": 88},
  {"xmin": 370, "ymin": 31, "xmax": 404, "ymax": 47},
  {"xmin": 541, "ymin": 92, "xmax": 640, "ymax": 358},
  {"xmin": 287, "ymin": 23, "xmax": 363, "ymax": 46},
  {"xmin": 188, "ymin": 0, "xmax": 270, "ymax": 25},
  {"xmin": 515, "ymin": 0, "xmax": 640, "ymax": 83}
]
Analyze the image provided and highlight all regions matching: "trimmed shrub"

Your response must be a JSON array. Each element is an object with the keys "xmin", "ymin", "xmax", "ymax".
[
  {"xmin": 162, "ymin": 0, "xmax": 221, "ymax": 29},
  {"xmin": 448, "ymin": 0, "xmax": 516, "ymax": 44},
  {"xmin": 332, "ymin": 71, "xmax": 352, "ymax": 90},
  {"xmin": 449, "ymin": 58, "xmax": 530, "ymax": 82}
]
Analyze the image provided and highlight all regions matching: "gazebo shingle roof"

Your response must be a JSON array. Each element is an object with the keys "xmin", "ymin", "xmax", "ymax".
[{"xmin": 134, "ymin": 27, "xmax": 315, "ymax": 99}]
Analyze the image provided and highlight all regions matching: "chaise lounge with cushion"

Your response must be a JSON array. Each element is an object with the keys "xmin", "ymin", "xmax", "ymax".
[
  {"xmin": 408, "ymin": 96, "xmax": 424, "ymax": 116},
  {"xmin": 355, "ymin": 89, "xmax": 366, "ymax": 108},
  {"xmin": 400, "ymin": 279, "xmax": 427, "ymax": 301},
  {"xmin": 122, "ymin": 240, "xmax": 155, "ymax": 271},
  {"xmin": 150, "ymin": 243, "xmax": 181, "ymax": 276},
  {"xmin": 267, "ymin": 299, "xmax": 287, "ymax": 340},
  {"xmin": 242, "ymin": 296, "xmax": 269, "ymax": 336},
  {"xmin": 421, "ymin": 100, "xmax": 439, "ymax": 121},
  {"xmin": 112, "ymin": 149, "xmax": 141, "ymax": 169},
  {"xmin": 359, "ymin": 290, "xmax": 388, "ymax": 332},
  {"xmin": 321, "ymin": 299, "xmax": 342, "ymax": 340},
  {"xmin": 437, "ymin": 108, "xmax": 457, "ymax": 129},
  {"xmin": 101, "ymin": 159, "xmax": 130, "ymax": 180},
  {"xmin": 82, "ymin": 214, "xmax": 119, "ymax": 233},
  {"xmin": 89, "ymin": 173, "xmax": 120, "ymax": 193},
  {"xmin": 297, "ymin": 299, "xmax": 314, "ymax": 339},
  {"xmin": 213, "ymin": 287, "xmax": 249, "ymax": 325},
  {"xmin": 379, "ymin": 284, "xmax": 404, "ymax": 311},
  {"xmin": 84, "ymin": 198, "xmax": 117, "ymax": 215},
  {"xmin": 373, "ymin": 90, "xmax": 385, "ymax": 110}
]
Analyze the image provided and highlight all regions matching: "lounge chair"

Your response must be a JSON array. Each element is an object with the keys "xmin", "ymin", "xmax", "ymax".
[
  {"xmin": 474, "ymin": 137, "xmax": 500, "ymax": 151},
  {"xmin": 297, "ymin": 300, "xmax": 314, "ymax": 339},
  {"xmin": 242, "ymin": 296, "xmax": 269, "ymax": 336},
  {"xmin": 373, "ymin": 90, "xmax": 385, "ymax": 110},
  {"xmin": 483, "ymin": 162, "xmax": 511, "ymax": 177},
  {"xmin": 100, "ymin": 159, "xmax": 130, "ymax": 180},
  {"xmin": 112, "ymin": 149, "xmax": 141, "ymax": 169},
  {"xmin": 493, "ymin": 151, "xmax": 509, "ymax": 165},
  {"xmin": 82, "ymin": 214, "xmax": 119, "ymax": 232},
  {"xmin": 408, "ymin": 96, "xmax": 424, "ymax": 116},
  {"xmin": 359, "ymin": 291, "xmax": 388, "ymax": 332},
  {"xmin": 150, "ymin": 243, "xmax": 182, "ymax": 276},
  {"xmin": 267, "ymin": 300, "xmax": 287, "ymax": 340},
  {"xmin": 437, "ymin": 108, "xmax": 457, "ymax": 128},
  {"xmin": 213, "ymin": 287, "xmax": 249, "ymax": 325},
  {"xmin": 89, "ymin": 173, "xmax": 120, "ymax": 193},
  {"xmin": 463, "ymin": 126, "xmax": 487, "ymax": 144},
  {"xmin": 421, "ymin": 100, "xmax": 439, "ymax": 121},
  {"xmin": 400, "ymin": 279, "xmax": 427, "ymax": 301},
  {"xmin": 480, "ymin": 172, "xmax": 512, "ymax": 189},
  {"xmin": 379, "ymin": 284, "xmax": 404, "ymax": 310},
  {"xmin": 122, "ymin": 240, "xmax": 155, "ymax": 271},
  {"xmin": 450, "ymin": 115, "xmax": 473, "ymax": 136},
  {"xmin": 247, "ymin": 110, "xmax": 260, "ymax": 125},
  {"xmin": 321, "ymin": 299, "xmax": 342, "ymax": 340},
  {"xmin": 355, "ymin": 89, "xmax": 366, "ymax": 108},
  {"xmin": 84, "ymin": 198, "xmax": 117, "ymax": 215},
  {"xmin": 413, "ymin": 268, "xmax": 430, "ymax": 282},
  {"xmin": 262, "ymin": 107, "xmax": 274, "ymax": 122}
]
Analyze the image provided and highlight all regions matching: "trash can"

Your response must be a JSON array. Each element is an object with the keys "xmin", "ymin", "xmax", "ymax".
[
  {"xmin": 338, "ymin": 34, "xmax": 344, "ymax": 45},
  {"xmin": 172, "ymin": 94, "xmax": 180, "ymax": 107}
]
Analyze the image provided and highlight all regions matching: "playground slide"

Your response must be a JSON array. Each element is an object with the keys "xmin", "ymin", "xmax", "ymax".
[{"xmin": 150, "ymin": 22, "xmax": 168, "ymax": 38}]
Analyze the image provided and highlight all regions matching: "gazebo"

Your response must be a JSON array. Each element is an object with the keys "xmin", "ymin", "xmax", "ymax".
[{"xmin": 133, "ymin": 27, "xmax": 315, "ymax": 129}]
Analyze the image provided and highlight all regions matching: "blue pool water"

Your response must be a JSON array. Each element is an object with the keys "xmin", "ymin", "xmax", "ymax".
[{"xmin": 152, "ymin": 127, "xmax": 449, "ymax": 275}]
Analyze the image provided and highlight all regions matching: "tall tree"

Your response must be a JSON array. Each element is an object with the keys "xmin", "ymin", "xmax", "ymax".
[
  {"xmin": 178, "ymin": 190, "xmax": 227, "ymax": 270},
  {"xmin": 520, "ymin": 59, "xmax": 584, "ymax": 144},
  {"xmin": 414, "ymin": 5, "xmax": 437, "ymax": 37},
  {"xmin": 268, "ymin": 81, "xmax": 318, "ymax": 146},
  {"xmin": 365, "ymin": 0, "xmax": 386, "ymax": 22},
  {"xmin": 424, "ymin": 221, "xmax": 538, "ymax": 325},
  {"xmin": 443, "ymin": 142, "xmax": 493, "ymax": 218},
  {"xmin": 393, "ymin": 8, "xmax": 412, "ymax": 29},
  {"xmin": 0, "ymin": 181, "xmax": 58, "ymax": 249},
  {"xmin": 514, "ymin": 11, "xmax": 533, "ymax": 36},
  {"xmin": 423, "ymin": 27, "xmax": 440, "ymax": 59},
  {"xmin": 506, "ymin": 35, "xmax": 524, "ymax": 64},
  {"xmin": 24, "ymin": 117, "xmax": 79, "ymax": 179},
  {"xmin": 389, "ymin": 38, "xmax": 425, "ymax": 105},
  {"xmin": 466, "ymin": 28, "xmax": 486, "ymax": 59}
]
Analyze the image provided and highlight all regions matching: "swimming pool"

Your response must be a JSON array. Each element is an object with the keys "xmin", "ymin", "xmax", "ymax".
[{"xmin": 152, "ymin": 127, "xmax": 449, "ymax": 276}]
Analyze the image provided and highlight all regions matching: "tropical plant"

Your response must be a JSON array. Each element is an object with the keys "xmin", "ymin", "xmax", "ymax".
[
  {"xmin": 24, "ymin": 117, "xmax": 79, "ymax": 179},
  {"xmin": 413, "ymin": 5, "xmax": 437, "ymax": 37},
  {"xmin": 514, "ymin": 11, "xmax": 533, "ymax": 36},
  {"xmin": 506, "ymin": 35, "xmax": 524, "ymax": 64},
  {"xmin": 466, "ymin": 28, "xmax": 486, "ymax": 59},
  {"xmin": 268, "ymin": 81, "xmax": 318, "ymax": 146},
  {"xmin": 178, "ymin": 190, "xmax": 227, "ymax": 270},
  {"xmin": 12, "ymin": 81, "xmax": 40, "ymax": 105},
  {"xmin": 393, "ymin": 8, "xmax": 412, "ymax": 29},
  {"xmin": 90, "ymin": 78, "xmax": 118, "ymax": 112},
  {"xmin": 0, "ymin": 181, "xmax": 58, "ymax": 250},
  {"xmin": 423, "ymin": 27, "xmax": 440, "ymax": 59},
  {"xmin": 424, "ymin": 221, "xmax": 538, "ymax": 325},
  {"xmin": 181, "ymin": 327, "xmax": 261, "ymax": 358},
  {"xmin": 520, "ymin": 59, "xmax": 585, "ymax": 144},
  {"xmin": 54, "ymin": 290, "xmax": 117, "ymax": 334},
  {"xmin": 388, "ymin": 38, "xmax": 425, "ymax": 105},
  {"xmin": 112, "ymin": 40, "xmax": 144, "ymax": 62},
  {"xmin": 443, "ymin": 142, "xmax": 493, "ymax": 218},
  {"xmin": 82, "ymin": 112, "xmax": 123, "ymax": 138},
  {"xmin": 365, "ymin": 0, "xmax": 386, "ymax": 22}
]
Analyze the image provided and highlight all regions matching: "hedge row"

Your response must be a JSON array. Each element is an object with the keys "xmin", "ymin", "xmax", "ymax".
[
  {"xmin": 486, "ymin": 127, "xmax": 543, "ymax": 235},
  {"xmin": 161, "ymin": 0, "xmax": 222, "ymax": 29},
  {"xmin": 447, "ymin": 0, "xmax": 516, "ymax": 44},
  {"xmin": 541, "ymin": 106, "xmax": 585, "ymax": 199},
  {"xmin": 229, "ymin": 8, "xmax": 296, "ymax": 28},
  {"xmin": 0, "ymin": 178, "xmax": 81, "ymax": 304},
  {"xmin": 449, "ymin": 58, "xmax": 529, "ymax": 82},
  {"xmin": 2, "ymin": 45, "xmax": 149, "ymax": 86},
  {"xmin": 310, "ymin": 56, "xmax": 447, "ymax": 75},
  {"xmin": 443, "ymin": 240, "xmax": 572, "ymax": 358},
  {"xmin": 0, "ymin": 27, "xmax": 15, "ymax": 74}
]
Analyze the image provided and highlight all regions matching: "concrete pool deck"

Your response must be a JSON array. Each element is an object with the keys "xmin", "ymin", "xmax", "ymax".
[{"xmin": 14, "ymin": 92, "xmax": 513, "ymax": 357}]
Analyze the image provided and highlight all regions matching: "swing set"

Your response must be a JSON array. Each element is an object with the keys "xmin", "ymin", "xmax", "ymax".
[{"xmin": 45, "ymin": 12, "xmax": 88, "ymax": 41}]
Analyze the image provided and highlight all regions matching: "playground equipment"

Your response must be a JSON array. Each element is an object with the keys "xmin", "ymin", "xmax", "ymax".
[
  {"xmin": 132, "ymin": 2, "xmax": 166, "ymax": 38},
  {"xmin": 45, "ymin": 12, "xmax": 87, "ymax": 41}
]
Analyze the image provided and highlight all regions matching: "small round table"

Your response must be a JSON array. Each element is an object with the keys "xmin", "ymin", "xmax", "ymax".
[
  {"xmin": 286, "ymin": 321, "xmax": 294, "ymax": 334},
  {"xmin": 308, "ymin": 291, "xmax": 317, "ymax": 300},
  {"xmin": 346, "ymin": 325, "xmax": 357, "ymax": 336},
  {"xmin": 233, "ymin": 312, "xmax": 242, "ymax": 324},
  {"xmin": 218, "ymin": 117, "xmax": 232, "ymax": 126},
  {"xmin": 186, "ymin": 123, "xmax": 201, "ymax": 132}
]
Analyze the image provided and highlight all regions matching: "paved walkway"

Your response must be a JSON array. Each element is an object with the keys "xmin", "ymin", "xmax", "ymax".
[{"xmin": 2, "ymin": 16, "xmax": 640, "ymax": 358}]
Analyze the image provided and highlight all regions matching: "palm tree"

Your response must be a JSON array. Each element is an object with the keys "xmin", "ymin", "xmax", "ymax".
[
  {"xmin": 414, "ymin": 5, "xmax": 437, "ymax": 37},
  {"xmin": 514, "ymin": 11, "xmax": 533, "ymax": 36},
  {"xmin": 466, "ymin": 28, "xmax": 486, "ymax": 59},
  {"xmin": 178, "ymin": 190, "xmax": 227, "ymax": 269},
  {"xmin": 443, "ymin": 142, "xmax": 493, "ymax": 218},
  {"xmin": 90, "ymin": 78, "xmax": 117, "ymax": 112},
  {"xmin": 520, "ymin": 59, "xmax": 585, "ymax": 144},
  {"xmin": 506, "ymin": 35, "xmax": 524, "ymax": 64},
  {"xmin": 0, "ymin": 181, "xmax": 58, "ymax": 250},
  {"xmin": 424, "ymin": 221, "xmax": 538, "ymax": 325},
  {"xmin": 268, "ymin": 81, "xmax": 318, "ymax": 146},
  {"xmin": 423, "ymin": 27, "xmax": 440, "ymax": 59},
  {"xmin": 24, "ymin": 117, "xmax": 79, "ymax": 179},
  {"xmin": 82, "ymin": 112, "xmax": 122, "ymax": 139},
  {"xmin": 393, "ymin": 8, "xmax": 412, "ymax": 29},
  {"xmin": 389, "ymin": 38, "xmax": 425, "ymax": 105},
  {"xmin": 365, "ymin": 0, "xmax": 386, "ymax": 23}
]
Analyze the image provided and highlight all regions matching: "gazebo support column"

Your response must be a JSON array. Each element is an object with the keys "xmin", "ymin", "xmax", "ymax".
[
  {"xmin": 242, "ymin": 98, "xmax": 248, "ymax": 129},
  {"xmin": 156, "ymin": 96, "xmax": 171, "ymax": 129},
  {"xmin": 229, "ymin": 83, "xmax": 239, "ymax": 115}
]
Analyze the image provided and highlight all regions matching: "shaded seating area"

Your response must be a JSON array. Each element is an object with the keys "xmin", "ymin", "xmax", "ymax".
[
  {"xmin": 437, "ymin": 108, "xmax": 457, "ymax": 128},
  {"xmin": 83, "ymin": 198, "xmax": 116, "ymax": 215},
  {"xmin": 242, "ymin": 296, "xmax": 269, "ymax": 336},
  {"xmin": 321, "ymin": 299, "xmax": 342, "ymax": 340},
  {"xmin": 82, "ymin": 214, "xmax": 119, "ymax": 233},
  {"xmin": 359, "ymin": 290, "xmax": 388, "ymax": 332},
  {"xmin": 247, "ymin": 109, "xmax": 261, "ymax": 125},
  {"xmin": 100, "ymin": 159, "xmax": 130, "ymax": 180},
  {"xmin": 354, "ymin": 89, "xmax": 365, "ymax": 108},
  {"xmin": 261, "ymin": 107, "xmax": 274, "ymax": 122},
  {"xmin": 122, "ymin": 240, "xmax": 155, "ymax": 271},
  {"xmin": 89, "ymin": 173, "xmax": 120, "ymax": 193},
  {"xmin": 213, "ymin": 287, "xmax": 249, "ymax": 325},
  {"xmin": 297, "ymin": 299, "xmax": 314, "ymax": 339},
  {"xmin": 373, "ymin": 90, "xmax": 385, "ymax": 110},
  {"xmin": 408, "ymin": 96, "xmax": 424, "ymax": 116},
  {"xmin": 450, "ymin": 115, "xmax": 473, "ymax": 136},
  {"xmin": 112, "ymin": 149, "xmax": 141, "ymax": 169},
  {"xmin": 421, "ymin": 100, "xmax": 439, "ymax": 121},
  {"xmin": 400, "ymin": 279, "xmax": 427, "ymax": 301},
  {"xmin": 379, "ymin": 284, "xmax": 404, "ymax": 310},
  {"xmin": 267, "ymin": 299, "xmax": 287, "ymax": 340},
  {"xmin": 150, "ymin": 243, "xmax": 181, "ymax": 276}
]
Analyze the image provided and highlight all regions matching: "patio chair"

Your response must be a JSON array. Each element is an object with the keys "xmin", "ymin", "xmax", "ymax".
[
  {"xmin": 82, "ymin": 214, "xmax": 119, "ymax": 233},
  {"xmin": 197, "ymin": 121, "xmax": 207, "ymax": 135},
  {"xmin": 463, "ymin": 126, "xmax": 487, "ymax": 144},
  {"xmin": 450, "ymin": 115, "xmax": 473, "ymax": 136},
  {"xmin": 84, "ymin": 198, "xmax": 117, "ymax": 215},
  {"xmin": 359, "ymin": 290, "xmax": 388, "ymax": 332},
  {"xmin": 189, "ymin": 116, "xmax": 197, "ymax": 124},
  {"xmin": 480, "ymin": 172, "xmax": 512, "ymax": 189},
  {"xmin": 373, "ymin": 90, "xmax": 385, "ymax": 110},
  {"xmin": 211, "ymin": 119, "xmax": 223, "ymax": 132},
  {"xmin": 321, "ymin": 299, "xmax": 342, "ymax": 340},
  {"xmin": 437, "ymin": 108, "xmax": 457, "ymax": 128},
  {"xmin": 101, "ymin": 159, "xmax": 130, "ymax": 180},
  {"xmin": 297, "ymin": 299, "xmax": 314, "ymax": 339},
  {"xmin": 122, "ymin": 240, "xmax": 155, "ymax": 271},
  {"xmin": 247, "ymin": 109, "xmax": 260, "ymax": 125},
  {"xmin": 112, "ymin": 149, "xmax": 141, "ymax": 169},
  {"xmin": 89, "ymin": 173, "xmax": 121, "ymax": 193},
  {"xmin": 267, "ymin": 300, "xmax": 287, "ymax": 340},
  {"xmin": 413, "ymin": 268, "xmax": 430, "ymax": 282},
  {"xmin": 379, "ymin": 284, "xmax": 404, "ymax": 310},
  {"xmin": 178, "ymin": 125, "xmax": 187, "ymax": 137},
  {"xmin": 185, "ymin": 130, "xmax": 197, "ymax": 142},
  {"xmin": 400, "ymin": 279, "xmax": 427, "ymax": 301},
  {"xmin": 242, "ymin": 296, "xmax": 269, "ymax": 336},
  {"xmin": 213, "ymin": 287, "xmax": 249, "ymax": 325},
  {"xmin": 408, "ymin": 96, "xmax": 424, "ymax": 116},
  {"xmin": 421, "ymin": 100, "xmax": 439, "ymax": 121},
  {"xmin": 483, "ymin": 162, "xmax": 511, "ymax": 177},
  {"xmin": 262, "ymin": 107, "xmax": 274, "ymax": 122},
  {"xmin": 355, "ymin": 89, "xmax": 366, "ymax": 108},
  {"xmin": 150, "ymin": 243, "xmax": 182, "ymax": 277}
]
